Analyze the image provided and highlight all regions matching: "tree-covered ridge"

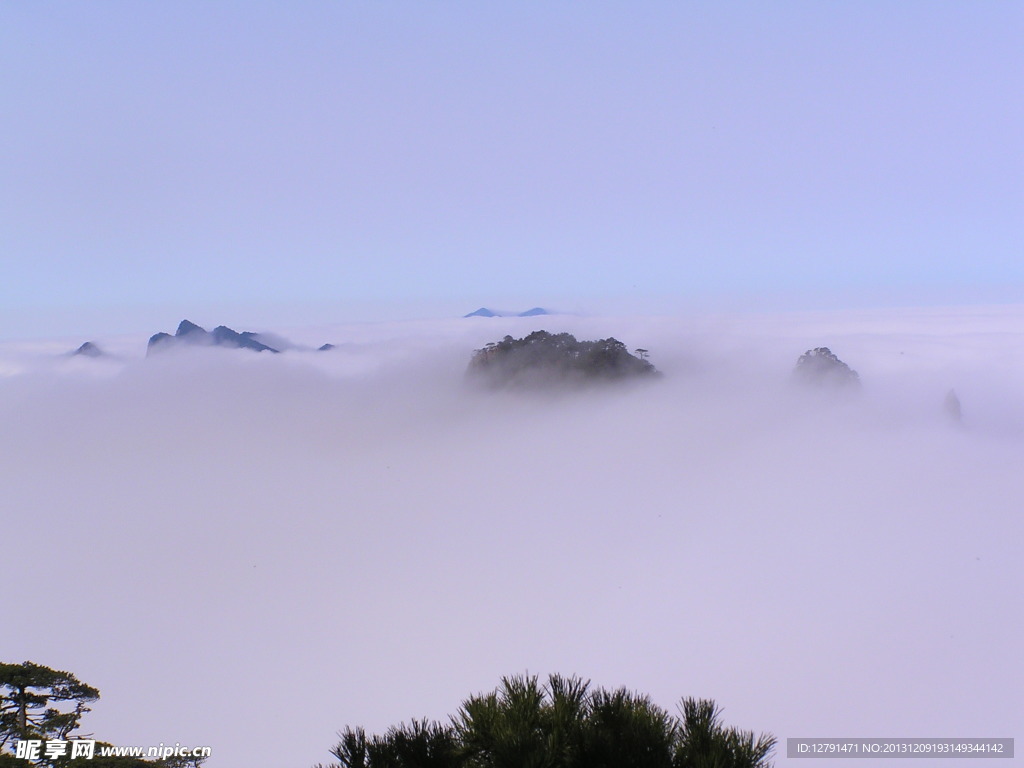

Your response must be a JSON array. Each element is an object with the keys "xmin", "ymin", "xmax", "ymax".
[
  {"xmin": 793, "ymin": 347, "xmax": 860, "ymax": 388},
  {"xmin": 319, "ymin": 674, "xmax": 774, "ymax": 768},
  {"xmin": 468, "ymin": 331, "xmax": 658, "ymax": 387}
]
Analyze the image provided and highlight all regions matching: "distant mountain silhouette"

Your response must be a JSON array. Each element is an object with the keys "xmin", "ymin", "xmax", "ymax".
[
  {"xmin": 70, "ymin": 341, "xmax": 104, "ymax": 358},
  {"xmin": 212, "ymin": 326, "xmax": 276, "ymax": 352},
  {"xmin": 175, "ymin": 319, "xmax": 206, "ymax": 339},
  {"xmin": 944, "ymin": 389, "xmax": 963, "ymax": 424},
  {"xmin": 147, "ymin": 320, "xmax": 279, "ymax": 355},
  {"xmin": 464, "ymin": 307, "xmax": 553, "ymax": 318},
  {"xmin": 468, "ymin": 330, "xmax": 658, "ymax": 388}
]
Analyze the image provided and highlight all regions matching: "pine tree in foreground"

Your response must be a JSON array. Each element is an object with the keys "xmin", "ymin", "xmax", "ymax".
[{"xmin": 318, "ymin": 674, "xmax": 774, "ymax": 768}]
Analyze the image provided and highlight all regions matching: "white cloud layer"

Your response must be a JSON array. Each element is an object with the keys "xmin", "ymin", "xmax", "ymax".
[{"xmin": 1, "ymin": 306, "xmax": 1021, "ymax": 768}]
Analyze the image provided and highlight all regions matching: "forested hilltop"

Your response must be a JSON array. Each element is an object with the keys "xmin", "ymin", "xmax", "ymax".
[{"xmin": 468, "ymin": 331, "xmax": 659, "ymax": 388}]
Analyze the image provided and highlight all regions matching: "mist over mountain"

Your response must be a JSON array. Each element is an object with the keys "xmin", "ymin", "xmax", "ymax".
[
  {"xmin": 468, "ymin": 330, "xmax": 659, "ymax": 388},
  {"xmin": 70, "ymin": 341, "xmax": 104, "ymax": 358},
  {"xmin": 0, "ymin": 306, "xmax": 1021, "ymax": 768},
  {"xmin": 147, "ymin": 319, "xmax": 280, "ymax": 354},
  {"xmin": 793, "ymin": 346, "xmax": 860, "ymax": 389},
  {"xmin": 2, "ymin": 0, "xmax": 1018, "ymax": 762},
  {"xmin": 140, "ymin": 319, "xmax": 344, "ymax": 357}
]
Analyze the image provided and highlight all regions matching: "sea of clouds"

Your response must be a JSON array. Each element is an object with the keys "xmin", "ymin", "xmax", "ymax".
[{"xmin": 1, "ymin": 306, "xmax": 1021, "ymax": 768}]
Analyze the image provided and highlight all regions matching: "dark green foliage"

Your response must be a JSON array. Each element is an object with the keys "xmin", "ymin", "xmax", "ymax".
[
  {"xmin": 327, "ymin": 721, "xmax": 460, "ymax": 768},
  {"xmin": 454, "ymin": 675, "xmax": 559, "ymax": 768},
  {"xmin": 66, "ymin": 751, "xmax": 207, "ymax": 768},
  {"xmin": 1, "ymin": 662, "xmax": 204, "ymax": 768},
  {"xmin": 156, "ymin": 757, "xmax": 207, "ymax": 768},
  {"xmin": 675, "ymin": 698, "xmax": 775, "ymax": 768},
  {"xmin": 319, "ymin": 674, "xmax": 773, "ymax": 768},
  {"xmin": 468, "ymin": 331, "xmax": 659, "ymax": 388},
  {"xmin": 580, "ymin": 687, "xmax": 676, "ymax": 768},
  {"xmin": 0, "ymin": 662, "xmax": 99, "ymax": 751}
]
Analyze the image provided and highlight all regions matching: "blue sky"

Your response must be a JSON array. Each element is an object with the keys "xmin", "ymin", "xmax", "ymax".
[{"xmin": 2, "ymin": 2, "xmax": 1021, "ymax": 338}]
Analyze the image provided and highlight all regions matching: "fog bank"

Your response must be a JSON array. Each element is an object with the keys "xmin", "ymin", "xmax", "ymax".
[{"xmin": 1, "ymin": 306, "xmax": 1020, "ymax": 767}]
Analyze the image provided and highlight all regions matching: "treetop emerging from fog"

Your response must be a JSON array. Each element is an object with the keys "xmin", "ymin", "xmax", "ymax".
[
  {"xmin": 793, "ymin": 347, "xmax": 860, "ymax": 389},
  {"xmin": 467, "ymin": 330, "xmax": 659, "ymax": 388}
]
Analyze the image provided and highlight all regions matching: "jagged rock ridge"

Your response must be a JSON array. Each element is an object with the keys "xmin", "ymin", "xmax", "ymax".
[{"xmin": 147, "ymin": 320, "xmax": 279, "ymax": 355}]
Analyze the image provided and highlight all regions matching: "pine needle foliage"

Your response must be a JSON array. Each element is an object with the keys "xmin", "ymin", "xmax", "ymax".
[{"xmin": 318, "ymin": 674, "xmax": 773, "ymax": 768}]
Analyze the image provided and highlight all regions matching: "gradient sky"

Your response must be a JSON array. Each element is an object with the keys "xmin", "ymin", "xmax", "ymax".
[{"xmin": 1, "ymin": 2, "xmax": 1022, "ymax": 336}]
